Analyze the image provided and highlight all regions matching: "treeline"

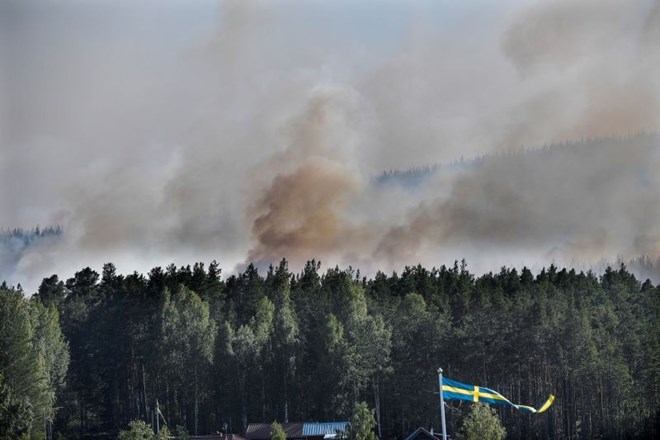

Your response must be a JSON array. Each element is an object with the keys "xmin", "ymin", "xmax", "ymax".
[
  {"xmin": 374, "ymin": 132, "xmax": 659, "ymax": 193},
  {"xmin": 1, "ymin": 260, "xmax": 659, "ymax": 439},
  {"xmin": 0, "ymin": 226, "xmax": 64, "ymax": 288},
  {"xmin": 0, "ymin": 226, "xmax": 63, "ymax": 254},
  {"xmin": 0, "ymin": 226, "xmax": 64, "ymax": 238}
]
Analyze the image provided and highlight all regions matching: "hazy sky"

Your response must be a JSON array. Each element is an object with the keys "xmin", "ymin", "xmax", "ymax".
[{"xmin": 1, "ymin": 0, "xmax": 659, "ymax": 291}]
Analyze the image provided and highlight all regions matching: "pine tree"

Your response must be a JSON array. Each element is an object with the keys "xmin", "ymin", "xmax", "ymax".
[
  {"xmin": 270, "ymin": 421, "xmax": 286, "ymax": 440},
  {"xmin": 457, "ymin": 404, "xmax": 506, "ymax": 440},
  {"xmin": 346, "ymin": 402, "xmax": 377, "ymax": 440}
]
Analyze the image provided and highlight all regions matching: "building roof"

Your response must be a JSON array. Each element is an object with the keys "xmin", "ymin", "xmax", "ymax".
[
  {"xmin": 246, "ymin": 423, "xmax": 304, "ymax": 440},
  {"xmin": 192, "ymin": 435, "xmax": 246, "ymax": 440},
  {"xmin": 245, "ymin": 422, "xmax": 349, "ymax": 440},
  {"xmin": 403, "ymin": 427, "xmax": 441, "ymax": 440},
  {"xmin": 302, "ymin": 422, "xmax": 348, "ymax": 437}
]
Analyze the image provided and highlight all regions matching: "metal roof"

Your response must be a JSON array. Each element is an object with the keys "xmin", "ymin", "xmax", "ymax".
[
  {"xmin": 192, "ymin": 436, "xmax": 246, "ymax": 440},
  {"xmin": 245, "ymin": 422, "xmax": 348, "ymax": 440},
  {"xmin": 246, "ymin": 423, "xmax": 304, "ymax": 440},
  {"xmin": 403, "ymin": 427, "xmax": 441, "ymax": 440},
  {"xmin": 302, "ymin": 422, "xmax": 349, "ymax": 437}
]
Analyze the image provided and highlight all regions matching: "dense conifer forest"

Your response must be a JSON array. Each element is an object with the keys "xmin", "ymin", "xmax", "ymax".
[{"xmin": 1, "ymin": 259, "xmax": 658, "ymax": 439}]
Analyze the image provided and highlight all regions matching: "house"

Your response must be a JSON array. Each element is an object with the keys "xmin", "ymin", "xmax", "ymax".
[
  {"xmin": 403, "ymin": 427, "xmax": 445, "ymax": 440},
  {"xmin": 303, "ymin": 422, "xmax": 349, "ymax": 440},
  {"xmin": 192, "ymin": 435, "xmax": 247, "ymax": 440},
  {"xmin": 246, "ymin": 423, "xmax": 304, "ymax": 440},
  {"xmin": 245, "ymin": 422, "xmax": 349, "ymax": 440}
]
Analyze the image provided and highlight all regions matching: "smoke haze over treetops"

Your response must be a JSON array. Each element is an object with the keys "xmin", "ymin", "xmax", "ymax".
[{"xmin": 1, "ymin": 0, "xmax": 659, "ymax": 291}]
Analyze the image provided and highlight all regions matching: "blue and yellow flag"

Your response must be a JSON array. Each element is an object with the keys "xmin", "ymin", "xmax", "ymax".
[{"xmin": 442, "ymin": 377, "xmax": 554, "ymax": 414}]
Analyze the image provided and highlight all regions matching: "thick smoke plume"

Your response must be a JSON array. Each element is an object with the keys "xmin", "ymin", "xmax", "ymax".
[
  {"xmin": 1, "ymin": 0, "xmax": 659, "ymax": 291},
  {"xmin": 246, "ymin": 86, "xmax": 373, "ymax": 269}
]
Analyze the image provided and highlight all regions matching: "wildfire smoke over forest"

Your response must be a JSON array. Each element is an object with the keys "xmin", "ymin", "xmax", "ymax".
[{"xmin": 1, "ymin": 0, "xmax": 659, "ymax": 290}]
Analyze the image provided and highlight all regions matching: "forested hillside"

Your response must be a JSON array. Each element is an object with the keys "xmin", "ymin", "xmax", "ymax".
[
  {"xmin": 374, "ymin": 133, "xmax": 659, "ymax": 192},
  {"xmin": 2, "ymin": 260, "xmax": 658, "ymax": 439},
  {"xmin": 0, "ymin": 227, "xmax": 63, "ymax": 288}
]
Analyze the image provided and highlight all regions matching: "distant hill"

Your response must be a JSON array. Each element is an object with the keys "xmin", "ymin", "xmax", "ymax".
[
  {"xmin": 374, "ymin": 132, "xmax": 660, "ymax": 189},
  {"xmin": 373, "ymin": 132, "xmax": 660, "ymax": 283},
  {"xmin": 0, "ymin": 226, "xmax": 63, "ymax": 283}
]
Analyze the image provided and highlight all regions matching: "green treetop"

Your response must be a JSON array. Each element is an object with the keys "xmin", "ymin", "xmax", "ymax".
[
  {"xmin": 346, "ymin": 402, "xmax": 377, "ymax": 440},
  {"xmin": 458, "ymin": 403, "xmax": 506, "ymax": 440},
  {"xmin": 271, "ymin": 421, "xmax": 286, "ymax": 440}
]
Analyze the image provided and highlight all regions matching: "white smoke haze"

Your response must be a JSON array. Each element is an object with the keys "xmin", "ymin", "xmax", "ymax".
[{"xmin": 1, "ymin": 0, "xmax": 659, "ymax": 291}]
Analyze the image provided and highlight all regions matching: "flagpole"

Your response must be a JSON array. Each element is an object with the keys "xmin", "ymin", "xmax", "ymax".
[{"xmin": 438, "ymin": 367, "xmax": 447, "ymax": 440}]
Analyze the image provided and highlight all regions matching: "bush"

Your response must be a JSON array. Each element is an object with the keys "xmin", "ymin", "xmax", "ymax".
[
  {"xmin": 346, "ymin": 402, "xmax": 377, "ymax": 440},
  {"xmin": 457, "ymin": 404, "xmax": 506, "ymax": 440},
  {"xmin": 270, "ymin": 422, "xmax": 286, "ymax": 440},
  {"xmin": 118, "ymin": 420, "xmax": 157, "ymax": 440}
]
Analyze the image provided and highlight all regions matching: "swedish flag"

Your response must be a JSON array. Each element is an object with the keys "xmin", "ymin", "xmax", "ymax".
[{"xmin": 442, "ymin": 377, "xmax": 554, "ymax": 414}]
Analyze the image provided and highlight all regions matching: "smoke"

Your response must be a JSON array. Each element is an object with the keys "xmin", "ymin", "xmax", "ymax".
[
  {"xmin": 246, "ymin": 86, "xmax": 372, "ymax": 268},
  {"xmin": 375, "ymin": 135, "xmax": 660, "ymax": 271},
  {"xmin": 1, "ymin": 0, "xmax": 659, "ymax": 291},
  {"xmin": 496, "ymin": 0, "xmax": 660, "ymax": 147}
]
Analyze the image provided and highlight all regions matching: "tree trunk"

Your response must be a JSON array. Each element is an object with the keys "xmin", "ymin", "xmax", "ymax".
[
  {"xmin": 373, "ymin": 377, "xmax": 382, "ymax": 438},
  {"xmin": 79, "ymin": 392, "xmax": 84, "ymax": 438},
  {"xmin": 262, "ymin": 372, "xmax": 266, "ymax": 421},
  {"xmin": 142, "ymin": 361, "xmax": 148, "ymax": 421},
  {"xmin": 284, "ymin": 374, "xmax": 289, "ymax": 423},
  {"xmin": 195, "ymin": 362, "xmax": 199, "ymax": 436}
]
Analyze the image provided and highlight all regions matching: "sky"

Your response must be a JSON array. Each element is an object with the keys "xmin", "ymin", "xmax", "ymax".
[{"xmin": 1, "ymin": 0, "xmax": 659, "ymax": 292}]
